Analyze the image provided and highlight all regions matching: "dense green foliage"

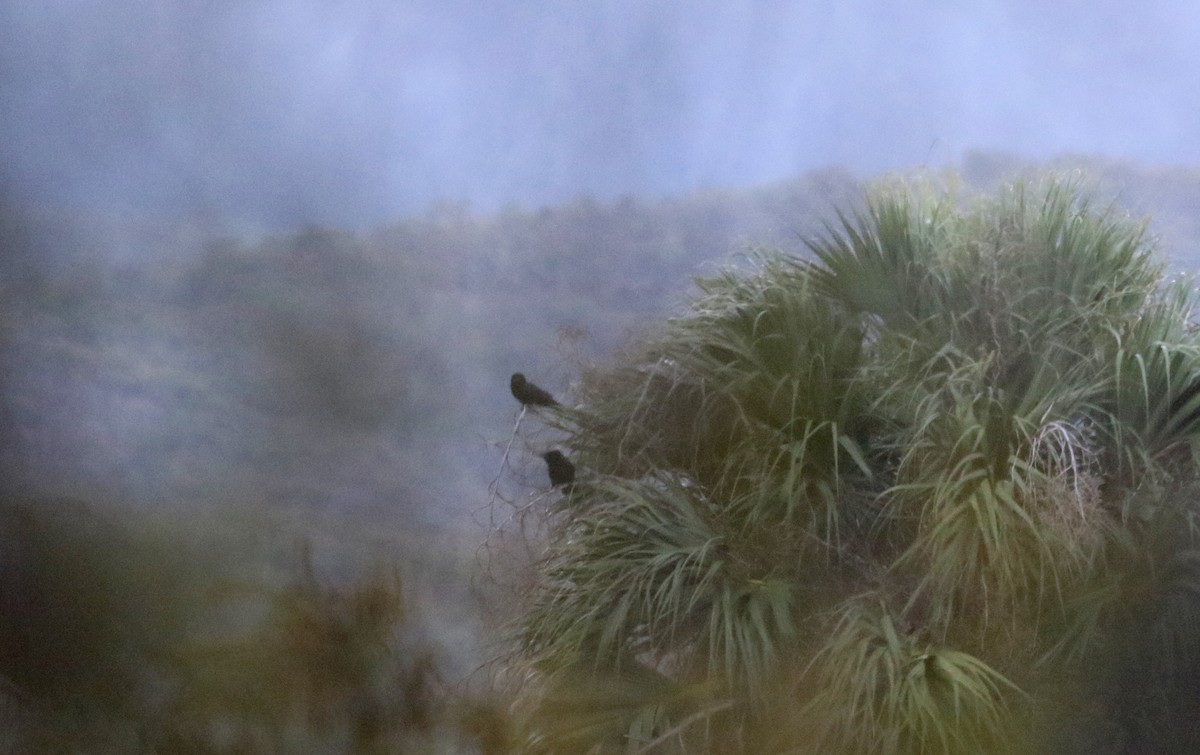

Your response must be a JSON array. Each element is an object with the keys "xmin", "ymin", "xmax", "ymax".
[{"xmin": 509, "ymin": 178, "xmax": 1200, "ymax": 753}]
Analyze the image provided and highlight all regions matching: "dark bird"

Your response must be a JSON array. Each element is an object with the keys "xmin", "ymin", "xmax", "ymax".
[
  {"xmin": 511, "ymin": 373, "xmax": 559, "ymax": 407},
  {"xmin": 542, "ymin": 450, "xmax": 575, "ymax": 491}
]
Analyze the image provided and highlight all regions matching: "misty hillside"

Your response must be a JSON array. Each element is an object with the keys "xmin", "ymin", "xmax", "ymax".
[
  {"xmin": 4, "ymin": 153, "xmax": 1200, "ymax": 549},
  {"xmin": 6, "ymin": 2, "xmax": 1198, "ymax": 227},
  {"xmin": 0, "ymin": 166, "xmax": 856, "ymax": 539}
]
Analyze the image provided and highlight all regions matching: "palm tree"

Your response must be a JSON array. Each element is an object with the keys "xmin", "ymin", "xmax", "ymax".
[{"xmin": 505, "ymin": 177, "xmax": 1200, "ymax": 754}]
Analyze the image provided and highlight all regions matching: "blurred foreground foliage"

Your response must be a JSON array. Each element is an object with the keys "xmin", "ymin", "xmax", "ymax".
[
  {"xmin": 0, "ymin": 494, "xmax": 510, "ymax": 753},
  {"xmin": 504, "ymin": 177, "xmax": 1200, "ymax": 753}
]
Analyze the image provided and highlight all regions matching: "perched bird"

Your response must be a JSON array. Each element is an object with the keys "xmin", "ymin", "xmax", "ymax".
[
  {"xmin": 511, "ymin": 373, "xmax": 559, "ymax": 407},
  {"xmin": 542, "ymin": 450, "xmax": 576, "ymax": 491}
]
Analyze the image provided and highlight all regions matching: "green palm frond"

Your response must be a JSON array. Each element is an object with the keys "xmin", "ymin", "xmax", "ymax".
[
  {"xmin": 522, "ymin": 477, "xmax": 723, "ymax": 664},
  {"xmin": 1093, "ymin": 279, "xmax": 1200, "ymax": 472},
  {"xmin": 804, "ymin": 185, "xmax": 952, "ymax": 331},
  {"xmin": 1035, "ymin": 504, "xmax": 1200, "ymax": 750},
  {"xmin": 800, "ymin": 597, "xmax": 1023, "ymax": 755},
  {"xmin": 515, "ymin": 660, "xmax": 703, "ymax": 755},
  {"xmin": 884, "ymin": 352, "xmax": 1102, "ymax": 630},
  {"xmin": 524, "ymin": 476, "xmax": 806, "ymax": 690}
]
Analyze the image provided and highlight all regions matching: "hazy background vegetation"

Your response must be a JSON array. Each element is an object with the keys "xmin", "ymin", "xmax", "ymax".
[{"xmin": 5, "ymin": 155, "xmax": 1200, "ymax": 539}]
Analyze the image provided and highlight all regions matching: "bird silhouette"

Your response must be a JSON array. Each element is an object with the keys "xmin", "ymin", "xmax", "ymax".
[
  {"xmin": 542, "ymin": 450, "xmax": 575, "ymax": 492},
  {"xmin": 511, "ymin": 373, "xmax": 559, "ymax": 407}
]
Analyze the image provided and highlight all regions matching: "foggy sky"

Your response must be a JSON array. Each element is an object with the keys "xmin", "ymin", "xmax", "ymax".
[{"xmin": 2, "ymin": 0, "xmax": 1198, "ymax": 228}]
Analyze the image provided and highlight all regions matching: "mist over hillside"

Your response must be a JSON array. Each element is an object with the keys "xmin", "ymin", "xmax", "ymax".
[
  {"xmin": 3, "ymin": 1, "xmax": 1198, "ymax": 227},
  {"xmin": 2, "ymin": 154, "xmax": 1199, "ymax": 538}
]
